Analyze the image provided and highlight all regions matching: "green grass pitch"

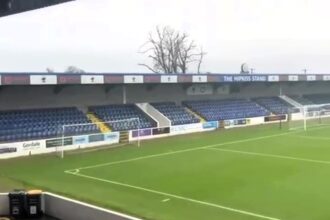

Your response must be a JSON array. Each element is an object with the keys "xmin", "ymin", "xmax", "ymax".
[{"xmin": 1, "ymin": 123, "xmax": 330, "ymax": 220}]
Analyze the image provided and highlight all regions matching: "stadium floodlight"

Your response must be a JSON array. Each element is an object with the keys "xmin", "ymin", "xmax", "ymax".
[
  {"xmin": 289, "ymin": 104, "xmax": 330, "ymax": 131},
  {"xmin": 57, "ymin": 118, "xmax": 141, "ymax": 159}
]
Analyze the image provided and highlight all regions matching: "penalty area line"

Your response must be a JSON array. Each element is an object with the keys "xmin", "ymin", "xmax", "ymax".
[
  {"xmin": 66, "ymin": 171, "xmax": 281, "ymax": 220},
  {"xmin": 64, "ymin": 124, "xmax": 330, "ymax": 173},
  {"xmin": 207, "ymin": 148, "xmax": 330, "ymax": 166},
  {"xmin": 290, "ymin": 135, "xmax": 330, "ymax": 141},
  {"xmin": 67, "ymin": 131, "xmax": 298, "ymax": 172}
]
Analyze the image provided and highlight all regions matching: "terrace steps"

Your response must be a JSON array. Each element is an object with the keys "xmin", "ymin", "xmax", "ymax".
[
  {"xmin": 119, "ymin": 131, "xmax": 129, "ymax": 143},
  {"xmin": 280, "ymin": 95, "xmax": 303, "ymax": 108},
  {"xmin": 184, "ymin": 107, "xmax": 206, "ymax": 122},
  {"xmin": 87, "ymin": 112, "xmax": 111, "ymax": 133}
]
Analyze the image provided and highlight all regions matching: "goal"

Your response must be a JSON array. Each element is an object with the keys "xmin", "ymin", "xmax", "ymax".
[
  {"xmin": 56, "ymin": 118, "xmax": 141, "ymax": 158},
  {"xmin": 289, "ymin": 104, "xmax": 330, "ymax": 131}
]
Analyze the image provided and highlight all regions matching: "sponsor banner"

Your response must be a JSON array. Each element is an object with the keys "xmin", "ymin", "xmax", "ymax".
[
  {"xmin": 0, "ymin": 140, "xmax": 45, "ymax": 155},
  {"xmin": 21, "ymin": 141, "xmax": 43, "ymax": 151},
  {"xmin": 187, "ymin": 84, "xmax": 213, "ymax": 96},
  {"xmin": 264, "ymin": 115, "xmax": 287, "ymax": 122},
  {"xmin": 144, "ymin": 75, "xmax": 161, "ymax": 83},
  {"xmin": 224, "ymin": 119, "xmax": 247, "ymax": 127},
  {"xmin": 171, "ymin": 123, "xmax": 202, "ymax": 134},
  {"xmin": 178, "ymin": 75, "xmax": 192, "ymax": 83},
  {"xmin": 152, "ymin": 127, "xmax": 170, "ymax": 135},
  {"xmin": 73, "ymin": 135, "xmax": 89, "ymax": 145},
  {"xmin": 161, "ymin": 75, "xmax": 178, "ymax": 83},
  {"xmin": 124, "ymin": 75, "xmax": 143, "ymax": 84},
  {"xmin": 268, "ymin": 75, "xmax": 279, "ymax": 82},
  {"xmin": 279, "ymin": 75, "xmax": 288, "ymax": 81},
  {"xmin": 81, "ymin": 75, "xmax": 104, "ymax": 84},
  {"xmin": 0, "ymin": 146, "xmax": 17, "ymax": 154},
  {"xmin": 323, "ymin": 75, "xmax": 330, "ymax": 81},
  {"xmin": 202, "ymin": 121, "xmax": 219, "ymax": 129},
  {"xmin": 104, "ymin": 132, "xmax": 120, "ymax": 142},
  {"xmin": 316, "ymin": 75, "xmax": 323, "ymax": 81},
  {"xmin": 88, "ymin": 134, "xmax": 105, "ymax": 143},
  {"xmin": 132, "ymin": 129, "xmax": 152, "ymax": 138},
  {"xmin": 192, "ymin": 75, "xmax": 207, "ymax": 83},
  {"xmin": 288, "ymin": 75, "xmax": 299, "ymax": 81},
  {"xmin": 307, "ymin": 75, "xmax": 316, "ymax": 81},
  {"xmin": 1, "ymin": 75, "xmax": 30, "ymax": 85},
  {"xmin": 207, "ymin": 75, "xmax": 220, "ymax": 82},
  {"xmin": 46, "ymin": 137, "xmax": 73, "ymax": 148},
  {"xmin": 57, "ymin": 75, "xmax": 81, "ymax": 84},
  {"xmin": 104, "ymin": 75, "xmax": 124, "ymax": 84},
  {"xmin": 30, "ymin": 75, "xmax": 57, "ymax": 85},
  {"xmin": 321, "ymin": 110, "xmax": 330, "ymax": 116},
  {"xmin": 221, "ymin": 75, "xmax": 267, "ymax": 82}
]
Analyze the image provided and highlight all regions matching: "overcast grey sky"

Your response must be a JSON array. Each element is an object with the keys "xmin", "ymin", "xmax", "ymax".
[{"xmin": 1, "ymin": 0, "xmax": 330, "ymax": 73}]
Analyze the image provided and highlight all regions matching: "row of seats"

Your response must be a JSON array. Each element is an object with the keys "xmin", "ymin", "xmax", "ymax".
[
  {"xmin": 253, "ymin": 97, "xmax": 298, "ymax": 114},
  {"xmin": 290, "ymin": 94, "xmax": 330, "ymax": 106},
  {"xmin": 89, "ymin": 104, "xmax": 157, "ymax": 131},
  {"xmin": 303, "ymin": 94, "xmax": 330, "ymax": 105},
  {"xmin": 288, "ymin": 95, "xmax": 314, "ymax": 106},
  {"xmin": 0, "ymin": 107, "xmax": 99, "ymax": 143},
  {"xmin": 289, "ymin": 94, "xmax": 330, "ymax": 112},
  {"xmin": 183, "ymin": 99, "xmax": 270, "ymax": 121},
  {"xmin": 151, "ymin": 102, "xmax": 200, "ymax": 125}
]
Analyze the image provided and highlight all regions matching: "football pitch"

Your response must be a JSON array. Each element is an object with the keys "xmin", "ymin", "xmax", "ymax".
[{"xmin": 1, "ymin": 124, "xmax": 330, "ymax": 220}]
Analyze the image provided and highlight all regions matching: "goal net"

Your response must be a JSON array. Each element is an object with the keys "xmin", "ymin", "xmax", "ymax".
[
  {"xmin": 56, "ymin": 118, "xmax": 141, "ymax": 158},
  {"xmin": 289, "ymin": 104, "xmax": 330, "ymax": 131}
]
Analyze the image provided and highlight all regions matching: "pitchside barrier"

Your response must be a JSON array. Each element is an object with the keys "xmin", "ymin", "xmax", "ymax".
[
  {"xmin": 129, "ymin": 121, "xmax": 219, "ymax": 141},
  {"xmin": 0, "ymin": 131, "xmax": 121, "ymax": 159},
  {"xmin": 0, "ymin": 113, "xmax": 313, "ymax": 159},
  {"xmin": 0, "ymin": 192, "xmax": 141, "ymax": 220}
]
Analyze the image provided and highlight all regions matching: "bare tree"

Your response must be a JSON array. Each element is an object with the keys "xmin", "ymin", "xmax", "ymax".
[
  {"xmin": 65, "ymin": 66, "xmax": 85, "ymax": 73},
  {"xmin": 139, "ymin": 26, "xmax": 206, "ymax": 74},
  {"xmin": 196, "ymin": 47, "xmax": 206, "ymax": 74}
]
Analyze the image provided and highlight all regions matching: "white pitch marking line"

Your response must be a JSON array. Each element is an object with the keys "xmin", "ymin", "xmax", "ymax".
[
  {"xmin": 207, "ymin": 148, "xmax": 330, "ymax": 165},
  {"xmin": 67, "ymin": 171, "xmax": 281, "ymax": 220},
  {"xmin": 65, "ymin": 124, "xmax": 330, "ymax": 172},
  {"xmin": 69, "ymin": 131, "xmax": 301, "ymax": 172},
  {"xmin": 162, "ymin": 198, "xmax": 170, "ymax": 202},
  {"xmin": 291, "ymin": 135, "xmax": 330, "ymax": 141}
]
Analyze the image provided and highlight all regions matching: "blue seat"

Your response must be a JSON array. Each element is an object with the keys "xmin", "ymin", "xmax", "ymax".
[
  {"xmin": 183, "ymin": 99, "xmax": 270, "ymax": 121},
  {"xmin": 253, "ymin": 97, "xmax": 298, "ymax": 114},
  {"xmin": 151, "ymin": 102, "xmax": 200, "ymax": 125},
  {"xmin": 89, "ymin": 104, "xmax": 157, "ymax": 132},
  {"xmin": 0, "ymin": 107, "xmax": 100, "ymax": 143}
]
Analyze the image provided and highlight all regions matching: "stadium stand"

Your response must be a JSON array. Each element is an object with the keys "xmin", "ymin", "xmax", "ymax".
[
  {"xmin": 288, "ymin": 95, "xmax": 314, "ymax": 105},
  {"xmin": 89, "ymin": 104, "xmax": 157, "ymax": 131},
  {"xmin": 303, "ymin": 94, "xmax": 330, "ymax": 104},
  {"xmin": 3, "ymin": 94, "xmax": 330, "ymax": 144},
  {"xmin": 0, "ymin": 107, "xmax": 98, "ymax": 143},
  {"xmin": 253, "ymin": 97, "xmax": 297, "ymax": 114},
  {"xmin": 151, "ymin": 102, "xmax": 200, "ymax": 125},
  {"xmin": 288, "ymin": 94, "xmax": 330, "ymax": 107},
  {"xmin": 183, "ymin": 99, "xmax": 270, "ymax": 121}
]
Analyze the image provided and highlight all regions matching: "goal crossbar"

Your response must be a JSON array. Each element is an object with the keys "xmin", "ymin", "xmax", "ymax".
[
  {"xmin": 290, "ymin": 103, "xmax": 330, "ymax": 131},
  {"xmin": 57, "ymin": 117, "xmax": 141, "ymax": 158}
]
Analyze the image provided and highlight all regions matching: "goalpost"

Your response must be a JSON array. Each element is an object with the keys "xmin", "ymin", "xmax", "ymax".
[
  {"xmin": 56, "ymin": 118, "xmax": 141, "ymax": 158},
  {"xmin": 289, "ymin": 104, "xmax": 330, "ymax": 131}
]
